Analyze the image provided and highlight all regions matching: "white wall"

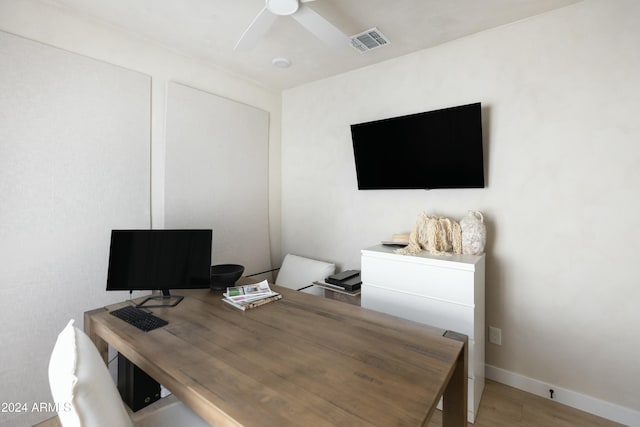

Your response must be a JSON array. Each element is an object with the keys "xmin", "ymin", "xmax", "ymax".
[
  {"xmin": 0, "ymin": 30, "xmax": 151, "ymax": 427},
  {"xmin": 0, "ymin": 0, "xmax": 282, "ymax": 263},
  {"xmin": 0, "ymin": 1, "xmax": 280, "ymax": 425},
  {"xmin": 165, "ymin": 82, "xmax": 271, "ymax": 273},
  {"xmin": 281, "ymin": 0, "xmax": 640, "ymax": 420}
]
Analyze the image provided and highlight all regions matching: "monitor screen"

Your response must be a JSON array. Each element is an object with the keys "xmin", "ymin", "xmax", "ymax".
[
  {"xmin": 106, "ymin": 229, "xmax": 212, "ymax": 294},
  {"xmin": 351, "ymin": 102, "xmax": 484, "ymax": 190}
]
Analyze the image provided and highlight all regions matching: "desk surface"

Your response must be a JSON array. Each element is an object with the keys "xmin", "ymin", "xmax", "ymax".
[{"xmin": 85, "ymin": 284, "xmax": 466, "ymax": 427}]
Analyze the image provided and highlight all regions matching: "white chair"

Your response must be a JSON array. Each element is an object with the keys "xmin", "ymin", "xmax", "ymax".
[
  {"xmin": 275, "ymin": 253, "xmax": 335, "ymax": 296},
  {"xmin": 48, "ymin": 320, "xmax": 211, "ymax": 427}
]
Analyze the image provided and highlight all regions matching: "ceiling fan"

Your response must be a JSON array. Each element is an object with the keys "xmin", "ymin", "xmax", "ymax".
[{"xmin": 234, "ymin": 0, "xmax": 349, "ymax": 51}]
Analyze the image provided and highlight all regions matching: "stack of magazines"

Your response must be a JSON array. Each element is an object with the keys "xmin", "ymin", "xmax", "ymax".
[{"xmin": 222, "ymin": 280, "xmax": 282, "ymax": 311}]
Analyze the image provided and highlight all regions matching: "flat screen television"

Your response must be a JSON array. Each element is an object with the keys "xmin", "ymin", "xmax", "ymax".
[
  {"xmin": 106, "ymin": 229, "xmax": 212, "ymax": 307},
  {"xmin": 350, "ymin": 102, "xmax": 484, "ymax": 190}
]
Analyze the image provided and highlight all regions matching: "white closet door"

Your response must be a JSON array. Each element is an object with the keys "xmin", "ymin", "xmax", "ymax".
[{"xmin": 165, "ymin": 82, "xmax": 271, "ymax": 275}]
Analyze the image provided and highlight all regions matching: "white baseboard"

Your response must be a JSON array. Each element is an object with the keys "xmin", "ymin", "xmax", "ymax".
[{"xmin": 485, "ymin": 364, "xmax": 640, "ymax": 427}]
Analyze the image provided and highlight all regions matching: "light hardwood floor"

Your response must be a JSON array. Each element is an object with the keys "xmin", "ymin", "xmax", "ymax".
[
  {"xmin": 428, "ymin": 380, "xmax": 624, "ymax": 427},
  {"xmin": 37, "ymin": 379, "xmax": 623, "ymax": 427}
]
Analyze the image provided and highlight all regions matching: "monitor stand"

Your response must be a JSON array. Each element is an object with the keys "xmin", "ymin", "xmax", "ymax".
[{"xmin": 136, "ymin": 290, "xmax": 184, "ymax": 308}]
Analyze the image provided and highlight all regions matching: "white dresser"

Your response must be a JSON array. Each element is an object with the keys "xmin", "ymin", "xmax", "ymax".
[{"xmin": 361, "ymin": 245, "xmax": 485, "ymax": 423}]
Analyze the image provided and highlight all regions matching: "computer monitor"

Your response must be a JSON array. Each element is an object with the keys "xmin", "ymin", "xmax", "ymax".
[{"xmin": 106, "ymin": 229, "xmax": 212, "ymax": 308}]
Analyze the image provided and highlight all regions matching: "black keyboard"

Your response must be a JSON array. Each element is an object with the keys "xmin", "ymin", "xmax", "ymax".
[{"xmin": 109, "ymin": 305, "xmax": 168, "ymax": 332}]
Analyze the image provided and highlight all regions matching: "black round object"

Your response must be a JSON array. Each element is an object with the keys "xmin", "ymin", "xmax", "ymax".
[{"xmin": 210, "ymin": 264, "xmax": 244, "ymax": 291}]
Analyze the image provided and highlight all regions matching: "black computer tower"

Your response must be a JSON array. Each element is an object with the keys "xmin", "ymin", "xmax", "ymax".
[{"xmin": 117, "ymin": 354, "xmax": 161, "ymax": 411}]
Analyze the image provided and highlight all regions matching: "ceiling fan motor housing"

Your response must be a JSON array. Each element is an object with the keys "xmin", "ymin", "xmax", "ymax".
[{"xmin": 266, "ymin": 0, "xmax": 299, "ymax": 16}]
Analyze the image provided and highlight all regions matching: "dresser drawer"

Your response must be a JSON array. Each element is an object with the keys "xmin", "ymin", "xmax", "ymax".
[
  {"xmin": 362, "ymin": 256, "xmax": 475, "ymax": 306},
  {"xmin": 361, "ymin": 245, "xmax": 485, "ymax": 423},
  {"xmin": 362, "ymin": 284, "xmax": 476, "ymax": 339},
  {"xmin": 468, "ymin": 339, "xmax": 477, "ymax": 380}
]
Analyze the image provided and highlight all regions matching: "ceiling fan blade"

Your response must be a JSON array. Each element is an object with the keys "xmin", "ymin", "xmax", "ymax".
[
  {"xmin": 291, "ymin": 4, "xmax": 349, "ymax": 49},
  {"xmin": 234, "ymin": 6, "xmax": 278, "ymax": 51}
]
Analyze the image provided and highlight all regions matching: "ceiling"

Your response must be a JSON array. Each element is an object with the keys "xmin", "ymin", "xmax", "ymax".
[{"xmin": 39, "ymin": 0, "xmax": 581, "ymax": 90}]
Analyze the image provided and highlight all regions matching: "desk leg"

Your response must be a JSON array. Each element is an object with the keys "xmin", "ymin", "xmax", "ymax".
[
  {"xmin": 84, "ymin": 308, "xmax": 109, "ymax": 365},
  {"xmin": 442, "ymin": 331, "xmax": 468, "ymax": 427}
]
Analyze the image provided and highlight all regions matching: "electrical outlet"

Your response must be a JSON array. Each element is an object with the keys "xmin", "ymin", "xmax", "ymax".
[{"xmin": 489, "ymin": 326, "xmax": 502, "ymax": 345}]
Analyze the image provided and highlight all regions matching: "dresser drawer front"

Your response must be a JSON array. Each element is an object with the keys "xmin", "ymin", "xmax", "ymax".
[
  {"xmin": 362, "ymin": 285, "xmax": 475, "ymax": 339},
  {"xmin": 362, "ymin": 256, "xmax": 475, "ymax": 306}
]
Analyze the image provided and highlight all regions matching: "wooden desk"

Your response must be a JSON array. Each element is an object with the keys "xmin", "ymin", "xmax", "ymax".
[{"xmin": 85, "ymin": 285, "xmax": 467, "ymax": 426}]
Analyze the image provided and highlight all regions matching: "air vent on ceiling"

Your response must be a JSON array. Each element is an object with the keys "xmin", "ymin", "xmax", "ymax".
[{"xmin": 349, "ymin": 27, "xmax": 390, "ymax": 53}]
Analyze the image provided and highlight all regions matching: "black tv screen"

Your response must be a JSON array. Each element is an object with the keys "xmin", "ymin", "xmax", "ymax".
[
  {"xmin": 350, "ymin": 103, "xmax": 484, "ymax": 190},
  {"xmin": 106, "ymin": 229, "xmax": 212, "ymax": 292}
]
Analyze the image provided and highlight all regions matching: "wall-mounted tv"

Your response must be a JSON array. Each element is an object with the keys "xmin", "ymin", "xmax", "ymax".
[{"xmin": 350, "ymin": 102, "xmax": 484, "ymax": 190}]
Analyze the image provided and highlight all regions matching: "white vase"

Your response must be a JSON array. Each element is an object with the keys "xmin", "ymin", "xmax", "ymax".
[{"xmin": 461, "ymin": 211, "xmax": 486, "ymax": 255}]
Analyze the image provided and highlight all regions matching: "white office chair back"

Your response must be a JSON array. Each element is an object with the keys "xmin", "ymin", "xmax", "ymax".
[
  {"xmin": 48, "ymin": 320, "xmax": 209, "ymax": 427},
  {"xmin": 275, "ymin": 254, "xmax": 335, "ymax": 296},
  {"xmin": 49, "ymin": 320, "xmax": 134, "ymax": 427}
]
